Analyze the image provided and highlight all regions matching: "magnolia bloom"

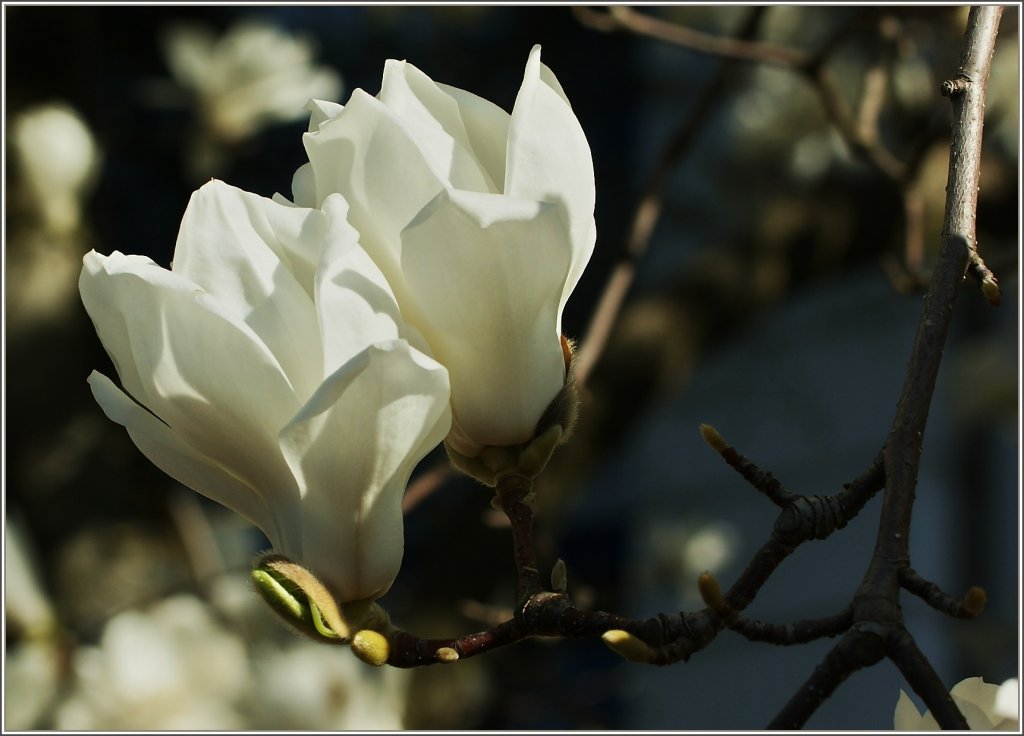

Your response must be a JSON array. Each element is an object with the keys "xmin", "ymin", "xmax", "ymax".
[
  {"xmin": 294, "ymin": 45, "xmax": 595, "ymax": 456},
  {"xmin": 894, "ymin": 677, "xmax": 1020, "ymax": 731},
  {"xmin": 9, "ymin": 102, "xmax": 100, "ymax": 234},
  {"xmin": 80, "ymin": 180, "xmax": 451, "ymax": 606},
  {"xmin": 162, "ymin": 18, "xmax": 342, "ymax": 144}
]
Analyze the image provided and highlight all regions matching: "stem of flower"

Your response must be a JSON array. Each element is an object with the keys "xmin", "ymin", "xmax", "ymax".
[{"xmin": 494, "ymin": 473, "xmax": 543, "ymax": 606}]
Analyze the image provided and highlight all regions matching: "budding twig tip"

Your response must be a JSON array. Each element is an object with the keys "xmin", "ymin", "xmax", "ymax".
[
  {"xmin": 981, "ymin": 277, "xmax": 1001, "ymax": 306},
  {"xmin": 699, "ymin": 423, "xmax": 729, "ymax": 454},
  {"xmin": 964, "ymin": 586, "xmax": 987, "ymax": 616},
  {"xmin": 550, "ymin": 558, "xmax": 568, "ymax": 593}
]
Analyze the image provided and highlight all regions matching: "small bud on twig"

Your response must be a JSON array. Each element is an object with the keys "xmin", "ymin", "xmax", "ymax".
[
  {"xmin": 941, "ymin": 77, "xmax": 971, "ymax": 96},
  {"xmin": 698, "ymin": 571, "xmax": 729, "ymax": 615},
  {"xmin": 435, "ymin": 646, "xmax": 460, "ymax": 663},
  {"xmin": 550, "ymin": 558, "xmax": 568, "ymax": 593},
  {"xmin": 699, "ymin": 423, "xmax": 729, "ymax": 454},
  {"xmin": 963, "ymin": 586, "xmax": 987, "ymax": 616},
  {"xmin": 602, "ymin": 629, "xmax": 656, "ymax": 663},
  {"xmin": 351, "ymin": 629, "xmax": 390, "ymax": 666}
]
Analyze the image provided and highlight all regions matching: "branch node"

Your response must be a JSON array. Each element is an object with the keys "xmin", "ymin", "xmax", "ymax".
[{"xmin": 940, "ymin": 76, "xmax": 971, "ymax": 97}]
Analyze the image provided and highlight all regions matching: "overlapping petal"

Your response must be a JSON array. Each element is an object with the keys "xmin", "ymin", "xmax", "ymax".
[
  {"xmin": 400, "ymin": 189, "xmax": 571, "ymax": 447},
  {"xmin": 82, "ymin": 183, "xmax": 453, "ymax": 606},
  {"xmin": 303, "ymin": 90, "xmax": 447, "ymax": 280},
  {"xmin": 300, "ymin": 45, "xmax": 595, "ymax": 455},
  {"xmin": 279, "ymin": 341, "xmax": 451, "ymax": 602},
  {"xmin": 88, "ymin": 371, "xmax": 284, "ymax": 548},
  {"xmin": 173, "ymin": 180, "xmax": 324, "ymax": 399},
  {"xmin": 506, "ymin": 45, "xmax": 596, "ymax": 316}
]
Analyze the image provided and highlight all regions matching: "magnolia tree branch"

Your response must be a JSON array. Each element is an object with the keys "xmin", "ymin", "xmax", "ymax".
[
  {"xmin": 574, "ymin": 7, "xmax": 769, "ymax": 389},
  {"xmin": 767, "ymin": 6, "xmax": 1003, "ymax": 728},
  {"xmin": 575, "ymin": 6, "xmax": 992, "ymax": 310},
  {"xmin": 382, "ymin": 10, "xmax": 1002, "ymax": 731}
]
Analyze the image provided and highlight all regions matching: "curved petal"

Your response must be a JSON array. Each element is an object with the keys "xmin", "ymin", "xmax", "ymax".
[
  {"xmin": 88, "ymin": 371, "xmax": 284, "ymax": 547},
  {"xmin": 379, "ymin": 59, "xmax": 496, "ymax": 193},
  {"xmin": 400, "ymin": 188, "xmax": 571, "ymax": 447},
  {"xmin": 505, "ymin": 45, "xmax": 596, "ymax": 320},
  {"xmin": 279, "ymin": 340, "xmax": 451, "ymax": 603},
  {"xmin": 305, "ymin": 98, "xmax": 345, "ymax": 132},
  {"xmin": 315, "ymin": 194, "xmax": 410, "ymax": 376},
  {"xmin": 436, "ymin": 81, "xmax": 511, "ymax": 192},
  {"xmin": 80, "ymin": 250, "xmax": 301, "ymax": 507},
  {"xmin": 893, "ymin": 690, "xmax": 924, "ymax": 730},
  {"xmin": 285, "ymin": 161, "xmax": 317, "ymax": 209},
  {"xmin": 172, "ymin": 180, "xmax": 324, "ymax": 400},
  {"xmin": 302, "ymin": 89, "xmax": 447, "ymax": 289}
]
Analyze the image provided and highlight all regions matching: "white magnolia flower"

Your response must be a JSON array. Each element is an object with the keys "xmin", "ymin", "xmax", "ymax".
[
  {"xmin": 80, "ymin": 179, "xmax": 451, "ymax": 606},
  {"xmin": 894, "ymin": 676, "xmax": 1020, "ymax": 731},
  {"xmin": 55, "ymin": 594, "xmax": 249, "ymax": 730},
  {"xmin": 163, "ymin": 18, "xmax": 342, "ymax": 144},
  {"xmin": 9, "ymin": 102, "xmax": 100, "ymax": 234},
  {"xmin": 295, "ymin": 45, "xmax": 595, "ymax": 456}
]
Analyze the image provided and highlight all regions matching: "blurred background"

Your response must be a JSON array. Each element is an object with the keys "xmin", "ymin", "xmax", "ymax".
[{"xmin": 4, "ymin": 5, "xmax": 1018, "ymax": 730}]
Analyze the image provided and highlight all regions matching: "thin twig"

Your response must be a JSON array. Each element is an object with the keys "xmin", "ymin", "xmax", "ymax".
[{"xmin": 574, "ymin": 7, "xmax": 768, "ymax": 389}]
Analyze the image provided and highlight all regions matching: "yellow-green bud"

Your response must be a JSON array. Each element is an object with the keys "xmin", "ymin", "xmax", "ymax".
[
  {"xmin": 351, "ymin": 630, "xmax": 390, "ymax": 666},
  {"xmin": 699, "ymin": 423, "xmax": 729, "ymax": 454},
  {"xmin": 601, "ymin": 629, "xmax": 655, "ymax": 663},
  {"xmin": 964, "ymin": 586, "xmax": 987, "ymax": 616},
  {"xmin": 252, "ymin": 554, "xmax": 351, "ymax": 643}
]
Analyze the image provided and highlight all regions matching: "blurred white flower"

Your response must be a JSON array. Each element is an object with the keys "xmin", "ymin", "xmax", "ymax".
[
  {"xmin": 55, "ymin": 594, "xmax": 250, "ymax": 729},
  {"xmin": 296, "ymin": 44, "xmax": 595, "ymax": 456},
  {"xmin": 4, "ymin": 518, "xmax": 62, "ymax": 729},
  {"xmin": 80, "ymin": 180, "xmax": 451, "ymax": 607},
  {"xmin": 894, "ymin": 676, "xmax": 1020, "ymax": 731},
  {"xmin": 246, "ymin": 640, "xmax": 410, "ymax": 729},
  {"xmin": 5, "ymin": 518, "xmax": 58, "ymax": 638},
  {"xmin": 163, "ymin": 17, "xmax": 342, "ymax": 146},
  {"xmin": 9, "ymin": 102, "xmax": 100, "ymax": 235},
  {"xmin": 638, "ymin": 517, "xmax": 740, "ymax": 608}
]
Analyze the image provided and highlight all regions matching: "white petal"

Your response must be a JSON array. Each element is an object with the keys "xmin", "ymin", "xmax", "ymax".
[
  {"xmin": 162, "ymin": 24, "xmax": 216, "ymax": 92},
  {"xmin": 88, "ymin": 371, "xmax": 283, "ymax": 546},
  {"xmin": 305, "ymin": 98, "xmax": 345, "ymax": 132},
  {"xmin": 279, "ymin": 340, "xmax": 450, "ymax": 603},
  {"xmin": 994, "ymin": 678, "xmax": 1018, "ymax": 722},
  {"xmin": 286, "ymin": 162, "xmax": 317, "ymax": 209},
  {"xmin": 952, "ymin": 677, "xmax": 1004, "ymax": 729},
  {"xmin": 315, "ymin": 194, "xmax": 410, "ymax": 376},
  {"xmin": 80, "ymin": 250, "xmax": 301, "ymax": 502},
  {"xmin": 437, "ymin": 81, "xmax": 511, "ymax": 191},
  {"xmin": 400, "ymin": 188, "xmax": 570, "ymax": 447},
  {"xmin": 505, "ymin": 45, "xmax": 596, "ymax": 319},
  {"xmin": 893, "ymin": 690, "xmax": 926, "ymax": 730},
  {"xmin": 379, "ymin": 59, "xmax": 496, "ymax": 193},
  {"xmin": 171, "ymin": 180, "xmax": 324, "ymax": 400},
  {"xmin": 302, "ymin": 89, "xmax": 446, "ymax": 287}
]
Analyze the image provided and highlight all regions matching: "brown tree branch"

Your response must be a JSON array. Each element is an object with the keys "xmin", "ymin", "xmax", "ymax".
[
  {"xmin": 381, "ymin": 13, "xmax": 1003, "ymax": 733},
  {"xmin": 574, "ymin": 7, "xmax": 770, "ymax": 389},
  {"xmin": 778, "ymin": 6, "xmax": 1004, "ymax": 728}
]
